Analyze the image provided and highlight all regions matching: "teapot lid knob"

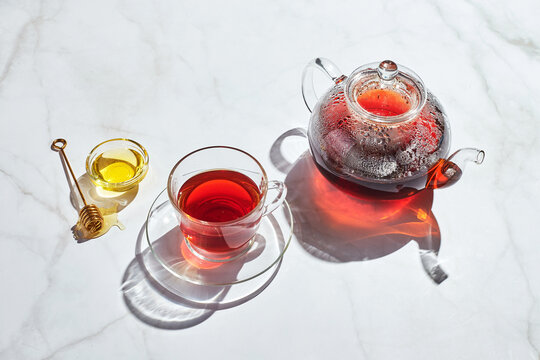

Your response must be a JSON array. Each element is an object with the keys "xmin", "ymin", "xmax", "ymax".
[{"xmin": 378, "ymin": 60, "xmax": 398, "ymax": 81}]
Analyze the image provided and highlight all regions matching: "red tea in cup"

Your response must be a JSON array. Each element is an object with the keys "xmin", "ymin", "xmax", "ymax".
[
  {"xmin": 177, "ymin": 170, "xmax": 262, "ymax": 253},
  {"xmin": 168, "ymin": 146, "xmax": 287, "ymax": 262},
  {"xmin": 179, "ymin": 170, "xmax": 260, "ymax": 222}
]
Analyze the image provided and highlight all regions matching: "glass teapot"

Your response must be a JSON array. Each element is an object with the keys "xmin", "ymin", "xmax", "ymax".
[{"xmin": 302, "ymin": 58, "xmax": 485, "ymax": 198}]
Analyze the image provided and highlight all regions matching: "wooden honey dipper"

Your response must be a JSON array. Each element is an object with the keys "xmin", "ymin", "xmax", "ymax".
[{"xmin": 51, "ymin": 138, "xmax": 104, "ymax": 234}]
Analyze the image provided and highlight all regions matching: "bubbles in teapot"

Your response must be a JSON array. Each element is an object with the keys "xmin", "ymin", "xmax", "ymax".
[{"xmin": 308, "ymin": 85, "xmax": 451, "ymax": 195}]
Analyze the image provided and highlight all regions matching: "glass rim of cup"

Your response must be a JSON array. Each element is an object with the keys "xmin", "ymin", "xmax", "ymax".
[{"xmin": 167, "ymin": 145, "xmax": 269, "ymax": 226}]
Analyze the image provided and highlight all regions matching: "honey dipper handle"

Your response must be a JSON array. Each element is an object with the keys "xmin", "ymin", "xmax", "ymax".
[
  {"xmin": 51, "ymin": 138, "xmax": 67, "ymax": 151},
  {"xmin": 51, "ymin": 138, "xmax": 88, "ymax": 206}
]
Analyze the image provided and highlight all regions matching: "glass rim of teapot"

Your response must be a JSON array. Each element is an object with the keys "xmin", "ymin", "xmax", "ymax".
[{"xmin": 344, "ymin": 61, "xmax": 428, "ymax": 124}]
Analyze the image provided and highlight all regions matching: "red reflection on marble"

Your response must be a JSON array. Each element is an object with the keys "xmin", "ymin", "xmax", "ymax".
[{"xmin": 307, "ymin": 159, "xmax": 438, "ymax": 242}]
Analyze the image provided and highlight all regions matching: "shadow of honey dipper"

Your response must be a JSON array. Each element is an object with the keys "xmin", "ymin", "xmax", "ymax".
[{"xmin": 70, "ymin": 174, "xmax": 138, "ymax": 214}]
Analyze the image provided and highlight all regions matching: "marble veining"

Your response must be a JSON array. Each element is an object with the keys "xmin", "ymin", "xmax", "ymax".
[{"xmin": 1, "ymin": 0, "xmax": 539, "ymax": 359}]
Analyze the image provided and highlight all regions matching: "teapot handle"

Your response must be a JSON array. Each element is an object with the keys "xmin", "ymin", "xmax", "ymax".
[{"xmin": 301, "ymin": 58, "xmax": 345, "ymax": 113}]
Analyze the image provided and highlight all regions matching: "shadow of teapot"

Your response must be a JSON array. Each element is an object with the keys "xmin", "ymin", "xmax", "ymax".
[{"xmin": 271, "ymin": 129, "xmax": 457, "ymax": 283}]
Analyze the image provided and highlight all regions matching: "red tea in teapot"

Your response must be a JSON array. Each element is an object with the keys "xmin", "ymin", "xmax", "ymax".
[
  {"xmin": 425, "ymin": 159, "xmax": 462, "ymax": 189},
  {"xmin": 302, "ymin": 57, "xmax": 484, "ymax": 197},
  {"xmin": 311, "ymin": 154, "xmax": 462, "ymax": 199},
  {"xmin": 357, "ymin": 89, "xmax": 411, "ymax": 116}
]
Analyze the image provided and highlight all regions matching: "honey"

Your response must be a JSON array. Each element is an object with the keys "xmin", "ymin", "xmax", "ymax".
[{"xmin": 90, "ymin": 148, "xmax": 145, "ymax": 188}]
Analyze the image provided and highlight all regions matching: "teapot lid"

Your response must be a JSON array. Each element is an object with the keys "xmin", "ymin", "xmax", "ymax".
[{"xmin": 345, "ymin": 60, "xmax": 427, "ymax": 124}]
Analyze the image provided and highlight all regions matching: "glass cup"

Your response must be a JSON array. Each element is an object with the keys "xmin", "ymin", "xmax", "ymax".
[{"xmin": 167, "ymin": 146, "xmax": 287, "ymax": 262}]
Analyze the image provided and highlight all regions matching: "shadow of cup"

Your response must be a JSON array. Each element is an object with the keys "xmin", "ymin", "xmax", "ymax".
[{"xmin": 121, "ymin": 213, "xmax": 286, "ymax": 329}]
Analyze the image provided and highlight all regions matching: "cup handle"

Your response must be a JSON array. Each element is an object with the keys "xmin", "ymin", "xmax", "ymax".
[
  {"xmin": 263, "ymin": 180, "xmax": 287, "ymax": 216},
  {"xmin": 301, "ymin": 57, "xmax": 346, "ymax": 113}
]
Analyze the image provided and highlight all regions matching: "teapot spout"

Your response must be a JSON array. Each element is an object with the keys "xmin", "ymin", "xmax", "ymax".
[
  {"xmin": 426, "ymin": 148, "xmax": 485, "ymax": 189},
  {"xmin": 447, "ymin": 147, "xmax": 485, "ymax": 168}
]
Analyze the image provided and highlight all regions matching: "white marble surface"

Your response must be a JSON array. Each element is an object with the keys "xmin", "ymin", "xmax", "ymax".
[{"xmin": 1, "ymin": 0, "xmax": 539, "ymax": 359}]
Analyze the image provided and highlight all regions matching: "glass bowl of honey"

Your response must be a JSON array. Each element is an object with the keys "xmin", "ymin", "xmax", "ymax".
[{"xmin": 86, "ymin": 138, "xmax": 149, "ymax": 192}]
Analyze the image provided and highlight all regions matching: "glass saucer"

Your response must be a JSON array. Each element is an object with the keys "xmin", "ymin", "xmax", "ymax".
[{"xmin": 145, "ymin": 189, "xmax": 293, "ymax": 286}]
